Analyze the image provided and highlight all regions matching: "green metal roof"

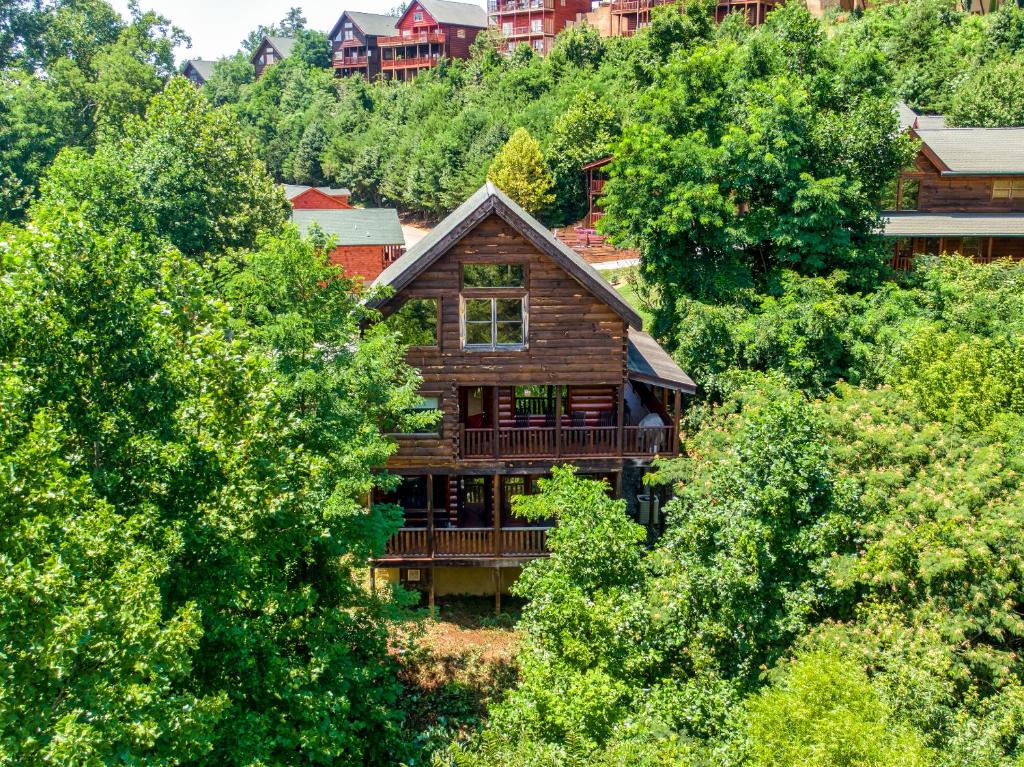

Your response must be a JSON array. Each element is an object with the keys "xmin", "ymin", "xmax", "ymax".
[
  {"xmin": 883, "ymin": 212, "xmax": 1024, "ymax": 238},
  {"xmin": 291, "ymin": 208, "xmax": 405, "ymax": 246}
]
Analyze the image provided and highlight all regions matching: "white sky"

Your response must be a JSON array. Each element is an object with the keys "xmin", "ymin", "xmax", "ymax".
[{"xmin": 107, "ymin": 0, "xmax": 484, "ymax": 62}]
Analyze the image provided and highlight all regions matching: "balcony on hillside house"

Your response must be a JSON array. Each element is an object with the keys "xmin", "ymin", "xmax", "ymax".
[
  {"xmin": 489, "ymin": 0, "xmax": 555, "ymax": 11},
  {"xmin": 458, "ymin": 380, "xmax": 683, "ymax": 461}
]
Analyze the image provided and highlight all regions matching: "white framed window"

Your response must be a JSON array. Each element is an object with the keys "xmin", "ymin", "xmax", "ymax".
[
  {"xmin": 462, "ymin": 297, "xmax": 527, "ymax": 351},
  {"xmin": 457, "ymin": 28, "xmax": 466, "ymax": 38},
  {"xmin": 530, "ymin": 18, "xmax": 543, "ymax": 32},
  {"xmin": 414, "ymin": 10, "xmax": 424, "ymax": 20},
  {"xmin": 393, "ymin": 395, "xmax": 442, "ymax": 435}
]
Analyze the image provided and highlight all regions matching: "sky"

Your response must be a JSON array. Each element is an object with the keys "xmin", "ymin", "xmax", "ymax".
[{"xmin": 107, "ymin": 0, "xmax": 484, "ymax": 62}]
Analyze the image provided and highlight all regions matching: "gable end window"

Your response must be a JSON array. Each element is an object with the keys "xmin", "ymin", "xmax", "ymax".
[
  {"xmin": 414, "ymin": 10, "xmax": 424, "ymax": 21},
  {"xmin": 462, "ymin": 297, "xmax": 527, "ymax": 350}
]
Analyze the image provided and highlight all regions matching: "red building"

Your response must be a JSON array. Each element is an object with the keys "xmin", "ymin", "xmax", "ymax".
[
  {"xmin": 291, "ymin": 208, "xmax": 407, "ymax": 281},
  {"xmin": 593, "ymin": 0, "xmax": 777, "ymax": 36},
  {"xmin": 284, "ymin": 185, "xmax": 354, "ymax": 210},
  {"xmin": 378, "ymin": 0, "xmax": 488, "ymax": 81},
  {"xmin": 329, "ymin": 11, "xmax": 402, "ymax": 79},
  {"xmin": 251, "ymin": 36, "xmax": 295, "ymax": 79},
  {"xmin": 490, "ymin": 0, "xmax": 592, "ymax": 56}
]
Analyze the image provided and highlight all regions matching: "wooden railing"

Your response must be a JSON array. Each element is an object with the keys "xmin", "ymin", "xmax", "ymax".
[
  {"xmin": 461, "ymin": 424, "xmax": 679, "ymax": 458},
  {"xmin": 335, "ymin": 55, "xmax": 368, "ymax": 68},
  {"xmin": 503, "ymin": 21, "xmax": 554, "ymax": 36},
  {"xmin": 381, "ymin": 56, "xmax": 438, "ymax": 69},
  {"xmin": 489, "ymin": 0, "xmax": 554, "ymax": 11},
  {"xmin": 383, "ymin": 527, "xmax": 550, "ymax": 559},
  {"xmin": 378, "ymin": 31, "xmax": 447, "ymax": 46}
]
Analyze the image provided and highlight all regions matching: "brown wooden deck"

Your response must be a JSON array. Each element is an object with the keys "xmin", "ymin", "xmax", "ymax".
[
  {"xmin": 381, "ymin": 526, "xmax": 550, "ymax": 561},
  {"xmin": 460, "ymin": 424, "xmax": 678, "ymax": 459}
]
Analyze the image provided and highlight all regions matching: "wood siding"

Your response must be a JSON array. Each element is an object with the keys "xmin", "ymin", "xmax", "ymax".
[{"xmin": 385, "ymin": 213, "xmax": 629, "ymax": 470}]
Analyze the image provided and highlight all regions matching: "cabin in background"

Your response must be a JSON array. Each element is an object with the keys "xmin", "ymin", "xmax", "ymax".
[
  {"xmin": 576, "ymin": 0, "xmax": 778, "ymax": 37},
  {"xmin": 330, "ymin": 11, "xmax": 401, "ymax": 79},
  {"xmin": 251, "ymin": 36, "xmax": 295, "ymax": 79},
  {"xmin": 292, "ymin": 207, "xmax": 406, "ymax": 280},
  {"xmin": 182, "ymin": 59, "xmax": 215, "ymax": 87},
  {"xmin": 368, "ymin": 183, "xmax": 695, "ymax": 607},
  {"xmin": 489, "ymin": 0, "xmax": 592, "ymax": 56},
  {"xmin": 285, "ymin": 185, "xmax": 354, "ymax": 210},
  {"xmin": 883, "ymin": 105, "xmax": 1024, "ymax": 270},
  {"xmin": 378, "ymin": 0, "xmax": 488, "ymax": 81}
]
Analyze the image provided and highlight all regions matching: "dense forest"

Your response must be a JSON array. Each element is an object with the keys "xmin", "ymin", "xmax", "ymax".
[{"xmin": 2, "ymin": 0, "xmax": 1024, "ymax": 765}]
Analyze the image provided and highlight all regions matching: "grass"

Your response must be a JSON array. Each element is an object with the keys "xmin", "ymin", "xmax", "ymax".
[{"xmin": 601, "ymin": 265, "xmax": 656, "ymax": 329}]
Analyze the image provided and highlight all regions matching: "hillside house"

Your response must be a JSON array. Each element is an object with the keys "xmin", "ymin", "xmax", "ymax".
[
  {"xmin": 883, "ymin": 108, "xmax": 1024, "ymax": 269},
  {"xmin": 377, "ymin": 0, "xmax": 488, "ymax": 81},
  {"xmin": 285, "ymin": 184, "xmax": 354, "ymax": 210},
  {"xmin": 330, "ymin": 11, "xmax": 401, "ymax": 79},
  {"xmin": 581, "ymin": 0, "xmax": 778, "ymax": 37},
  {"xmin": 182, "ymin": 59, "xmax": 215, "ymax": 87},
  {"xmin": 367, "ymin": 183, "xmax": 695, "ymax": 605},
  {"xmin": 489, "ymin": 0, "xmax": 592, "ymax": 56},
  {"xmin": 292, "ymin": 208, "xmax": 406, "ymax": 280},
  {"xmin": 251, "ymin": 36, "xmax": 295, "ymax": 79}
]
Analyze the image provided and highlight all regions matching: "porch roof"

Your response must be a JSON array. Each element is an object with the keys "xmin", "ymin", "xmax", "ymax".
[
  {"xmin": 883, "ymin": 212, "xmax": 1024, "ymax": 238},
  {"xmin": 627, "ymin": 329, "xmax": 697, "ymax": 393}
]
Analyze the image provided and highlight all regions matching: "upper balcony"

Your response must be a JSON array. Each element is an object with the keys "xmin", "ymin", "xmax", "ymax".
[
  {"xmin": 381, "ymin": 55, "xmax": 440, "ymax": 70},
  {"xmin": 378, "ymin": 31, "xmax": 447, "ymax": 46},
  {"xmin": 610, "ymin": 0, "xmax": 673, "ymax": 12},
  {"xmin": 498, "ymin": 20, "xmax": 555, "ymax": 37},
  {"xmin": 334, "ymin": 53, "xmax": 369, "ymax": 69},
  {"xmin": 489, "ymin": 0, "xmax": 555, "ymax": 12}
]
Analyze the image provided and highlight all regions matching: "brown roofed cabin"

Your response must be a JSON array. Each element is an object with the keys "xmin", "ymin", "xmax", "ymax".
[
  {"xmin": 330, "ymin": 10, "xmax": 402, "ymax": 79},
  {"xmin": 367, "ymin": 182, "xmax": 695, "ymax": 607},
  {"xmin": 884, "ymin": 105, "xmax": 1024, "ymax": 270},
  {"xmin": 182, "ymin": 59, "xmax": 215, "ymax": 87},
  {"xmin": 377, "ymin": 0, "xmax": 488, "ymax": 81},
  {"xmin": 251, "ymin": 35, "xmax": 295, "ymax": 79}
]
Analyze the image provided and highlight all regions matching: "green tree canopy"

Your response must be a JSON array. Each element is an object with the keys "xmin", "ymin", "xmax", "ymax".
[{"xmin": 487, "ymin": 127, "xmax": 555, "ymax": 214}]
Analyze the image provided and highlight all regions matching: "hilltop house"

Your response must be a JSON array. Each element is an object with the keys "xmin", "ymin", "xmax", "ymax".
[
  {"xmin": 285, "ymin": 184, "xmax": 353, "ymax": 210},
  {"xmin": 884, "ymin": 106, "xmax": 1024, "ymax": 269},
  {"xmin": 367, "ymin": 183, "xmax": 695, "ymax": 605},
  {"xmin": 489, "ymin": 0, "xmax": 592, "ymax": 56},
  {"xmin": 576, "ymin": 0, "xmax": 778, "ymax": 38},
  {"xmin": 251, "ymin": 35, "xmax": 295, "ymax": 79},
  {"xmin": 182, "ymin": 59, "xmax": 215, "ymax": 87},
  {"xmin": 329, "ymin": 10, "xmax": 402, "ymax": 79},
  {"xmin": 292, "ymin": 207, "xmax": 406, "ymax": 280},
  {"xmin": 378, "ymin": 0, "xmax": 488, "ymax": 81}
]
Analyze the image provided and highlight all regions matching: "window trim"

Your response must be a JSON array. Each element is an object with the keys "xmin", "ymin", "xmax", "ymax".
[{"xmin": 461, "ymin": 295, "xmax": 528, "ymax": 351}]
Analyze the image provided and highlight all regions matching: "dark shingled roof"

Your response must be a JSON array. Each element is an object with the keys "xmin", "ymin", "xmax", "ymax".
[
  {"xmin": 414, "ymin": 0, "xmax": 489, "ymax": 28},
  {"xmin": 183, "ymin": 59, "xmax": 216, "ymax": 82},
  {"xmin": 291, "ymin": 208, "xmax": 405, "ymax": 246},
  {"xmin": 883, "ymin": 212, "xmax": 1024, "ymax": 238},
  {"xmin": 628, "ymin": 329, "xmax": 697, "ymax": 393},
  {"xmin": 251, "ymin": 36, "xmax": 296, "ymax": 65},
  {"xmin": 371, "ymin": 182, "xmax": 644, "ymax": 329},
  {"xmin": 916, "ymin": 128, "xmax": 1024, "ymax": 176}
]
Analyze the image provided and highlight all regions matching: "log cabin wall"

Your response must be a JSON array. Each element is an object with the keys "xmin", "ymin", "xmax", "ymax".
[
  {"xmin": 916, "ymin": 172, "xmax": 1024, "ymax": 213},
  {"xmin": 386, "ymin": 212, "xmax": 629, "ymax": 470}
]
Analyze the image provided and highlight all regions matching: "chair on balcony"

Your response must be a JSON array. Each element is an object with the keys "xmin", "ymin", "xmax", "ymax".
[
  {"xmin": 515, "ymin": 411, "xmax": 530, "ymax": 429},
  {"xmin": 570, "ymin": 411, "xmax": 587, "ymax": 428}
]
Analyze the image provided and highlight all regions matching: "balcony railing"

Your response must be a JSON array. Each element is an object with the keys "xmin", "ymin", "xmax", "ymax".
[
  {"xmin": 610, "ymin": 0, "xmax": 673, "ymax": 10},
  {"xmin": 382, "ymin": 56, "xmax": 439, "ymax": 69},
  {"xmin": 460, "ymin": 424, "xmax": 678, "ymax": 459},
  {"xmin": 383, "ymin": 526, "xmax": 550, "ymax": 559},
  {"xmin": 500, "ymin": 21, "xmax": 554, "ymax": 36},
  {"xmin": 378, "ymin": 31, "xmax": 447, "ymax": 46},
  {"xmin": 335, "ymin": 55, "xmax": 369, "ymax": 68},
  {"xmin": 489, "ymin": 0, "xmax": 554, "ymax": 11}
]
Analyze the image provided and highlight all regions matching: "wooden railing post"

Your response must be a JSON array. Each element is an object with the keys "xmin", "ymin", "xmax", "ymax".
[
  {"xmin": 617, "ymin": 384, "xmax": 625, "ymax": 457},
  {"xmin": 493, "ymin": 477, "xmax": 502, "ymax": 557},
  {"xmin": 426, "ymin": 474, "xmax": 435, "ymax": 559},
  {"xmin": 673, "ymin": 389, "xmax": 683, "ymax": 456},
  {"xmin": 555, "ymin": 386, "xmax": 563, "ymax": 459},
  {"xmin": 492, "ymin": 386, "xmax": 501, "ymax": 459}
]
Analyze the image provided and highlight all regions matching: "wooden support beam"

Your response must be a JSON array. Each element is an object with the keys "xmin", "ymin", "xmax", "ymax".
[
  {"xmin": 673, "ymin": 389, "xmax": 683, "ymax": 455},
  {"xmin": 494, "ymin": 567, "xmax": 502, "ymax": 615},
  {"xmin": 555, "ymin": 385, "xmax": 563, "ymax": 460},
  {"xmin": 429, "ymin": 567, "xmax": 436, "ymax": 613},
  {"xmin": 426, "ymin": 473, "xmax": 435, "ymax": 560},
  {"xmin": 369, "ymin": 567, "xmax": 376, "ymax": 595},
  {"xmin": 492, "ymin": 386, "xmax": 501, "ymax": 459},
  {"xmin": 616, "ymin": 384, "xmax": 626, "ymax": 457},
  {"xmin": 493, "ymin": 476, "xmax": 502, "ymax": 558}
]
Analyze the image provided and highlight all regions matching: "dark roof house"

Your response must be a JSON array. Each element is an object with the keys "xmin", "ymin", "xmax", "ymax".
[
  {"xmin": 252, "ymin": 35, "xmax": 296, "ymax": 78},
  {"xmin": 182, "ymin": 59, "xmax": 216, "ymax": 86}
]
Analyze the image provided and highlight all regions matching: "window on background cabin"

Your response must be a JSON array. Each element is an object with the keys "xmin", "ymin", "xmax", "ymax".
[
  {"xmin": 463, "ymin": 263, "xmax": 525, "ymax": 288},
  {"xmin": 502, "ymin": 22, "xmax": 513, "ymax": 34},
  {"xmin": 414, "ymin": 10, "xmax": 424, "ymax": 20},
  {"xmin": 531, "ymin": 18, "xmax": 543, "ymax": 32},
  {"xmin": 457, "ymin": 28, "xmax": 466, "ymax": 38},
  {"xmin": 463, "ymin": 298, "xmax": 526, "ymax": 350},
  {"xmin": 993, "ymin": 179, "xmax": 1024, "ymax": 199},
  {"xmin": 383, "ymin": 298, "xmax": 438, "ymax": 347}
]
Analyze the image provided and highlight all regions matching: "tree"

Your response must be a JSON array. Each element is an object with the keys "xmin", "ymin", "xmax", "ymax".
[
  {"xmin": 947, "ymin": 57, "xmax": 1024, "ymax": 127},
  {"xmin": 201, "ymin": 52, "xmax": 255, "ymax": 107},
  {"xmin": 487, "ymin": 127, "xmax": 555, "ymax": 214},
  {"xmin": 545, "ymin": 90, "xmax": 617, "ymax": 224},
  {"xmin": 292, "ymin": 27, "xmax": 331, "ymax": 69}
]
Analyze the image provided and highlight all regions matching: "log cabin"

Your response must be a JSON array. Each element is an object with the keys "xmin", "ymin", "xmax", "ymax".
[
  {"xmin": 284, "ymin": 184, "xmax": 354, "ymax": 210},
  {"xmin": 367, "ymin": 182, "xmax": 695, "ymax": 606},
  {"xmin": 883, "ymin": 110, "xmax": 1024, "ymax": 269},
  {"xmin": 329, "ymin": 11, "xmax": 401, "ymax": 79},
  {"xmin": 291, "ymin": 207, "xmax": 406, "ymax": 281},
  {"xmin": 181, "ymin": 59, "xmax": 215, "ymax": 87},
  {"xmin": 489, "ymin": 0, "xmax": 592, "ymax": 56},
  {"xmin": 377, "ymin": 0, "xmax": 488, "ymax": 81},
  {"xmin": 251, "ymin": 35, "xmax": 295, "ymax": 79}
]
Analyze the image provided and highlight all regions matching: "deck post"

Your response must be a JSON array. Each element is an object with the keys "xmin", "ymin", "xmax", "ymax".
[
  {"xmin": 617, "ymin": 383, "xmax": 625, "ymax": 457},
  {"xmin": 426, "ymin": 473, "xmax": 435, "ymax": 559},
  {"xmin": 493, "ymin": 476, "xmax": 502, "ymax": 557},
  {"xmin": 492, "ymin": 386, "xmax": 501, "ymax": 459},
  {"xmin": 428, "ymin": 567, "xmax": 436, "ymax": 613},
  {"xmin": 555, "ymin": 385, "xmax": 563, "ymax": 459},
  {"xmin": 369, "ymin": 566, "xmax": 376, "ymax": 595},
  {"xmin": 493, "ymin": 567, "xmax": 502, "ymax": 615},
  {"xmin": 673, "ymin": 389, "xmax": 683, "ymax": 455}
]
